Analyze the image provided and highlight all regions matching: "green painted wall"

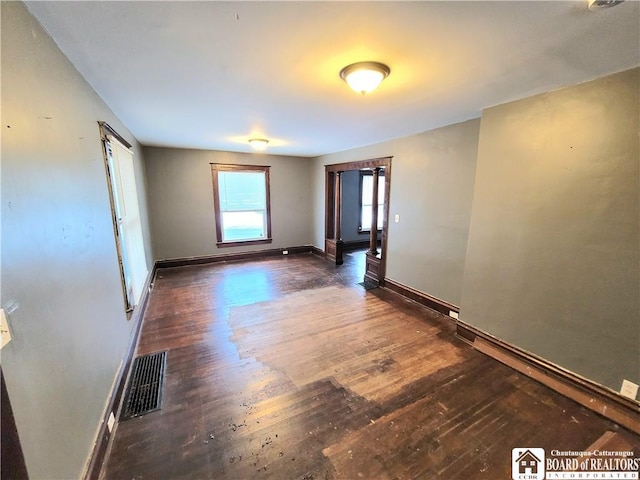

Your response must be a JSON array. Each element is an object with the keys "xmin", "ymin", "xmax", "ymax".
[
  {"xmin": 312, "ymin": 119, "xmax": 480, "ymax": 306},
  {"xmin": 460, "ymin": 68, "xmax": 639, "ymax": 392},
  {"xmin": 144, "ymin": 146, "xmax": 313, "ymax": 261},
  {"xmin": 1, "ymin": 3, "xmax": 152, "ymax": 477}
]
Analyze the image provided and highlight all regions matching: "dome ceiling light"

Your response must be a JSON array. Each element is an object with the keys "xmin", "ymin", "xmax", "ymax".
[
  {"xmin": 339, "ymin": 61, "xmax": 391, "ymax": 95},
  {"xmin": 248, "ymin": 138, "xmax": 269, "ymax": 151},
  {"xmin": 588, "ymin": 0, "xmax": 624, "ymax": 9}
]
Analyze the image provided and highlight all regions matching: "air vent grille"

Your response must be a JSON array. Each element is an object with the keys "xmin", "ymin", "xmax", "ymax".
[{"xmin": 121, "ymin": 351, "xmax": 167, "ymax": 420}]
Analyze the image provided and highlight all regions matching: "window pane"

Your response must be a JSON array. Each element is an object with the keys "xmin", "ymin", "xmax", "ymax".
[
  {"xmin": 377, "ymin": 174, "xmax": 385, "ymax": 229},
  {"xmin": 361, "ymin": 207, "xmax": 372, "ymax": 230},
  {"xmin": 213, "ymin": 167, "xmax": 271, "ymax": 244},
  {"xmin": 361, "ymin": 205, "xmax": 384, "ymax": 230},
  {"xmin": 361, "ymin": 175, "xmax": 373, "ymax": 207},
  {"xmin": 361, "ymin": 173, "xmax": 385, "ymax": 230},
  {"xmin": 222, "ymin": 211, "xmax": 265, "ymax": 241}
]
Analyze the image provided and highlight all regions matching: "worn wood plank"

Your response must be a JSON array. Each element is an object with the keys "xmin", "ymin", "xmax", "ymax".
[
  {"xmin": 474, "ymin": 337, "xmax": 640, "ymax": 434},
  {"xmin": 101, "ymin": 253, "xmax": 639, "ymax": 479}
]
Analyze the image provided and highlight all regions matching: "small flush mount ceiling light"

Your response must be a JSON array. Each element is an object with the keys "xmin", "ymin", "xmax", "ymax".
[
  {"xmin": 588, "ymin": 0, "xmax": 624, "ymax": 9},
  {"xmin": 340, "ymin": 61, "xmax": 390, "ymax": 95},
  {"xmin": 249, "ymin": 138, "xmax": 269, "ymax": 151}
]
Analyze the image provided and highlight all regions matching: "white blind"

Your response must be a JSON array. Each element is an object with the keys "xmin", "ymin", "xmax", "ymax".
[{"xmin": 218, "ymin": 171, "xmax": 266, "ymax": 212}]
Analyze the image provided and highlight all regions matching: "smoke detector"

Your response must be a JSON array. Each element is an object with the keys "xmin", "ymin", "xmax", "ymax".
[{"xmin": 588, "ymin": 0, "xmax": 624, "ymax": 10}]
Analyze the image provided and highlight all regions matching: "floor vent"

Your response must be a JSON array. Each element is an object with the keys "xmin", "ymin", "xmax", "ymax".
[{"xmin": 121, "ymin": 351, "xmax": 167, "ymax": 420}]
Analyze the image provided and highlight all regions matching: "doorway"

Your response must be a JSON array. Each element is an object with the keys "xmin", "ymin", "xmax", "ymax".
[{"xmin": 324, "ymin": 157, "xmax": 392, "ymax": 286}]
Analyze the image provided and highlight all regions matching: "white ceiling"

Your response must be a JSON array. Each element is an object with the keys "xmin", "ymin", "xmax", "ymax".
[{"xmin": 25, "ymin": 1, "xmax": 640, "ymax": 158}]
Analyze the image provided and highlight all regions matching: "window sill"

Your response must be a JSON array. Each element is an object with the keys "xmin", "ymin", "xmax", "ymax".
[{"xmin": 216, "ymin": 238, "xmax": 273, "ymax": 248}]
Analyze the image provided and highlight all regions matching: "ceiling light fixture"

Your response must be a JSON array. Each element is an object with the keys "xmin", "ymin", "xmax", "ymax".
[
  {"xmin": 248, "ymin": 138, "xmax": 269, "ymax": 151},
  {"xmin": 588, "ymin": 0, "xmax": 624, "ymax": 9},
  {"xmin": 340, "ymin": 61, "xmax": 390, "ymax": 95}
]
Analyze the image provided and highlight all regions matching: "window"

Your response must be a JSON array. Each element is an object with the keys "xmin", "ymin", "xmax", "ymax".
[
  {"xmin": 359, "ymin": 171, "xmax": 385, "ymax": 232},
  {"xmin": 100, "ymin": 122, "xmax": 149, "ymax": 312},
  {"xmin": 211, "ymin": 164, "xmax": 272, "ymax": 247}
]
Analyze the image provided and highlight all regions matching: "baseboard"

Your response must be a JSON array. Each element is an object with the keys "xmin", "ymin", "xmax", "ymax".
[
  {"xmin": 310, "ymin": 245, "xmax": 325, "ymax": 257},
  {"xmin": 383, "ymin": 278, "xmax": 459, "ymax": 316},
  {"xmin": 83, "ymin": 262, "xmax": 157, "ymax": 480},
  {"xmin": 456, "ymin": 321, "xmax": 640, "ymax": 435},
  {"xmin": 382, "ymin": 280, "xmax": 639, "ymax": 432},
  {"xmin": 155, "ymin": 245, "xmax": 314, "ymax": 269}
]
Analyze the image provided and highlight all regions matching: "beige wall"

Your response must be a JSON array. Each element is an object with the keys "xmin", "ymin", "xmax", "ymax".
[
  {"xmin": 312, "ymin": 119, "xmax": 480, "ymax": 306},
  {"xmin": 460, "ymin": 68, "xmax": 639, "ymax": 392},
  {"xmin": 144, "ymin": 147, "xmax": 313, "ymax": 260},
  {"xmin": 1, "ymin": 2, "xmax": 153, "ymax": 478}
]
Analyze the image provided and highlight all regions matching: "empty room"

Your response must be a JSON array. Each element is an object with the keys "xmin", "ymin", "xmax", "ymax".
[{"xmin": 1, "ymin": 1, "xmax": 639, "ymax": 479}]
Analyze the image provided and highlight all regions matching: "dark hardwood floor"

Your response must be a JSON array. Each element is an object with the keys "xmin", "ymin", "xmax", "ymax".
[{"xmin": 101, "ymin": 252, "xmax": 639, "ymax": 479}]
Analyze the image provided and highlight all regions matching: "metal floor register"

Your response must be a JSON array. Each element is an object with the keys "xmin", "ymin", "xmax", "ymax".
[{"xmin": 121, "ymin": 351, "xmax": 167, "ymax": 420}]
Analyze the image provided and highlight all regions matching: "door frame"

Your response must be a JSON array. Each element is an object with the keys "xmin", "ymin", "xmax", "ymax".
[{"xmin": 324, "ymin": 156, "xmax": 392, "ymax": 284}]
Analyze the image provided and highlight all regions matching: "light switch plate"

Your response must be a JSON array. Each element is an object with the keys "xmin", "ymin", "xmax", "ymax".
[
  {"xmin": 1, "ymin": 308, "xmax": 12, "ymax": 348},
  {"xmin": 107, "ymin": 412, "xmax": 116, "ymax": 432}
]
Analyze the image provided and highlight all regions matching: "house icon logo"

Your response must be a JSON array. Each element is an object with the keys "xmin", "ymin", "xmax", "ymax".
[{"xmin": 512, "ymin": 448, "xmax": 545, "ymax": 480}]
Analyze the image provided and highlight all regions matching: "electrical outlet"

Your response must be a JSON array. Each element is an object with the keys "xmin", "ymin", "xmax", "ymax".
[
  {"xmin": 107, "ymin": 412, "xmax": 116, "ymax": 432},
  {"xmin": 449, "ymin": 310, "xmax": 459, "ymax": 320},
  {"xmin": 0, "ymin": 308, "xmax": 12, "ymax": 348},
  {"xmin": 282, "ymin": 250, "xmax": 289, "ymax": 255},
  {"xmin": 620, "ymin": 379, "xmax": 639, "ymax": 400}
]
